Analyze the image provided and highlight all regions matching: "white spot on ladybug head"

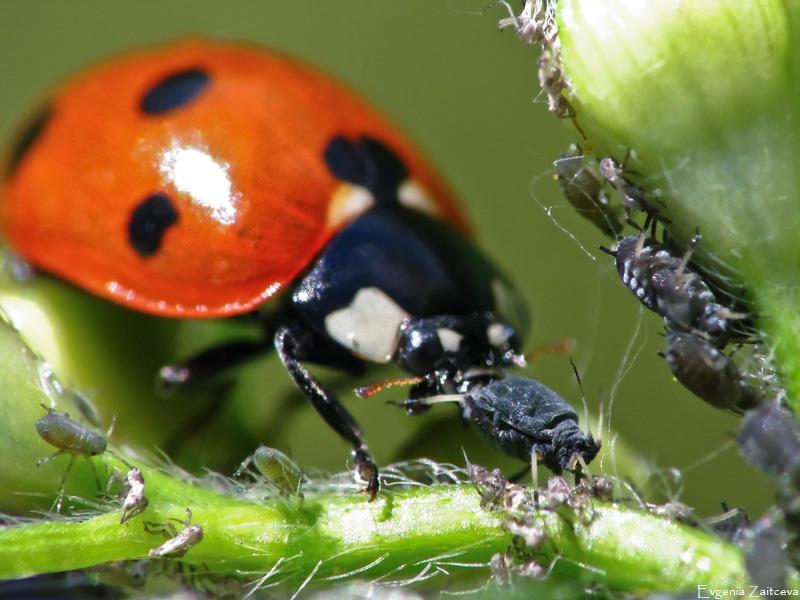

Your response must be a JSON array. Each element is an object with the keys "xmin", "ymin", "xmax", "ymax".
[
  {"xmin": 436, "ymin": 327, "xmax": 463, "ymax": 353},
  {"xmin": 487, "ymin": 322, "xmax": 510, "ymax": 347},
  {"xmin": 159, "ymin": 140, "xmax": 239, "ymax": 225},
  {"xmin": 398, "ymin": 180, "xmax": 441, "ymax": 217},
  {"xmin": 325, "ymin": 287, "xmax": 410, "ymax": 363},
  {"xmin": 326, "ymin": 183, "xmax": 374, "ymax": 228}
]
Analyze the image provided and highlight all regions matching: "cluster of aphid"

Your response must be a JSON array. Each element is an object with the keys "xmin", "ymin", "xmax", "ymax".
[
  {"xmin": 555, "ymin": 144, "xmax": 763, "ymax": 415},
  {"xmin": 737, "ymin": 404, "xmax": 800, "ymax": 588},
  {"xmin": 469, "ymin": 462, "xmax": 612, "ymax": 585},
  {"xmin": 471, "ymin": 455, "xmax": 799, "ymax": 590},
  {"xmin": 32, "ymin": 399, "xmax": 204, "ymax": 561},
  {"xmin": 555, "ymin": 144, "xmax": 800, "ymax": 586},
  {"xmin": 498, "ymin": 0, "xmax": 577, "ymax": 126}
]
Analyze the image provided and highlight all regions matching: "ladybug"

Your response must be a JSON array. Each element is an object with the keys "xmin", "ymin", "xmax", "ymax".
[{"xmin": 2, "ymin": 40, "xmax": 528, "ymax": 499}]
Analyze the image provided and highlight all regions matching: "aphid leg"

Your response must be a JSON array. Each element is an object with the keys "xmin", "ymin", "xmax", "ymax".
[
  {"xmin": 36, "ymin": 449, "xmax": 63, "ymax": 468},
  {"xmin": 81, "ymin": 455, "xmax": 102, "ymax": 492},
  {"xmin": 172, "ymin": 507, "xmax": 193, "ymax": 528},
  {"xmin": 567, "ymin": 453, "xmax": 594, "ymax": 486},
  {"xmin": 274, "ymin": 324, "xmax": 378, "ymax": 500},
  {"xmin": 530, "ymin": 450, "xmax": 540, "ymax": 491},
  {"xmin": 233, "ymin": 454, "xmax": 254, "ymax": 478},
  {"xmin": 677, "ymin": 230, "xmax": 702, "ymax": 275},
  {"xmin": 144, "ymin": 519, "xmax": 178, "ymax": 539},
  {"xmin": 52, "ymin": 455, "xmax": 77, "ymax": 513},
  {"xmin": 623, "ymin": 209, "xmax": 641, "ymax": 231}
]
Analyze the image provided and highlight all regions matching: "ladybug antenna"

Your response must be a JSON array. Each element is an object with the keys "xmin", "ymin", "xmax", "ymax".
[
  {"xmin": 354, "ymin": 375, "xmax": 425, "ymax": 399},
  {"xmin": 525, "ymin": 338, "xmax": 576, "ymax": 362}
]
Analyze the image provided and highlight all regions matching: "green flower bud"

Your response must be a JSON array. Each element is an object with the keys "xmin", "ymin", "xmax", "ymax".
[{"xmin": 549, "ymin": 0, "xmax": 800, "ymax": 410}]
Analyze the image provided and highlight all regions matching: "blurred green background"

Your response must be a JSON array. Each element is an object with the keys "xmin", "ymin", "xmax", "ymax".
[{"xmin": 0, "ymin": 0, "xmax": 771, "ymax": 516}]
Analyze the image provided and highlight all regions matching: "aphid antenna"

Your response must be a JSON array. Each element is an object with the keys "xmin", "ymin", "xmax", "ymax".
[
  {"xmin": 38, "ymin": 402, "xmax": 59, "ymax": 416},
  {"xmin": 597, "ymin": 245, "xmax": 615, "ymax": 257},
  {"xmin": 535, "ymin": 198, "xmax": 598, "ymax": 261},
  {"xmin": 105, "ymin": 449, "xmax": 133, "ymax": 469},
  {"xmin": 568, "ymin": 357, "xmax": 591, "ymax": 435}
]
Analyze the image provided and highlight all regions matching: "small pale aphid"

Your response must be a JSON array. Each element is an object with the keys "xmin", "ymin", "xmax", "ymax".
[
  {"xmin": 554, "ymin": 144, "xmax": 624, "ymax": 238},
  {"xmin": 145, "ymin": 508, "xmax": 204, "ymax": 559},
  {"xmin": 120, "ymin": 468, "xmax": 148, "ymax": 524},
  {"xmin": 236, "ymin": 446, "xmax": 303, "ymax": 497},
  {"xmin": 35, "ymin": 405, "xmax": 108, "ymax": 512},
  {"xmin": 598, "ymin": 156, "xmax": 650, "ymax": 216}
]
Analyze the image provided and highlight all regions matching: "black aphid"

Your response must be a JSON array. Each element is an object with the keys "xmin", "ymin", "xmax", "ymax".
[{"xmin": 417, "ymin": 376, "xmax": 600, "ymax": 474}]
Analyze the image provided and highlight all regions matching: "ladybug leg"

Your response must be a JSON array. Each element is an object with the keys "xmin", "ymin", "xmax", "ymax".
[
  {"xmin": 158, "ymin": 340, "xmax": 269, "ymax": 393},
  {"xmin": 274, "ymin": 324, "xmax": 379, "ymax": 501}
]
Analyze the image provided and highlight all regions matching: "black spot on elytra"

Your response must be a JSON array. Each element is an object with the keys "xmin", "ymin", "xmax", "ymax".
[
  {"xmin": 5, "ymin": 105, "xmax": 52, "ymax": 178},
  {"xmin": 140, "ymin": 67, "xmax": 210, "ymax": 115},
  {"xmin": 322, "ymin": 135, "xmax": 408, "ymax": 204},
  {"xmin": 128, "ymin": 193, "xmax": 179, "ymax": 257}
]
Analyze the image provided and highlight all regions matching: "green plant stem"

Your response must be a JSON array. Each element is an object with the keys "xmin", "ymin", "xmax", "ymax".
[{"xmin": 0, "ymin": 453, "xmax": 748, "ymax": 594}]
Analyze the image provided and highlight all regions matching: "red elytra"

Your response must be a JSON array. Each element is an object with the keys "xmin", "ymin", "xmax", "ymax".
[{"xmin": 2, "ymin": 40, "xmax": 468, "ymax": 317}]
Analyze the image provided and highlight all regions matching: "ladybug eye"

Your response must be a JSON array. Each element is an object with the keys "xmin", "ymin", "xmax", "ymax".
[
  {"xmin": 128, "ymin": 193, "xmax": 179, "ymax": 257},
  {"xmin": 5, "ymin": 105, "xmax": 52, "ymax": 178},
  {"xmin": 140, "ymin": 67, "xmax": 210, "ymax": 115}
]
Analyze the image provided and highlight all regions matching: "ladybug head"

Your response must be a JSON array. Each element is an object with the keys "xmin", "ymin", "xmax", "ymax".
[{"xmin": 394, "ymin": 313, "xmax": 523, "ymax": 386}]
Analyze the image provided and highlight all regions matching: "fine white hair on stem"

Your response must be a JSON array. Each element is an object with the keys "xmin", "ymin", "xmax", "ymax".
[
  {"xmin": 289, "ymin": 559, "xmax": 323, "ymax": 600},
  {"xmin": 243, "ymin": 557, "xmax": 287, "ymax": 598},
  {"xmin": 318, "ymin": 554, "xmax": 388, "ymax": 582}
]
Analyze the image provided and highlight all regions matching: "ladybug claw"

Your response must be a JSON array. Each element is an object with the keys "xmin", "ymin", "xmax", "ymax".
[{"xmin": 353, "ymin": 447, "xmax": 379, "ymax": 502}]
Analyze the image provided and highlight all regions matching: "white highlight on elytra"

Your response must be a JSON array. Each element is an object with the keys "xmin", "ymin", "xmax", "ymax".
[
  {"xmin": 159, "ymin": 141, "xmax": 239, "ymax": 225},
  {"xmin": 325, "ymin": 287, "xmax": 409, "ymax": 363},
  {"xmin": 398, "ymin": 180, "xmax": 441, "ymax": 217},
  {"xmin": 327, "ymin": 184, "xmax": 374, "ymax": 228}
]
